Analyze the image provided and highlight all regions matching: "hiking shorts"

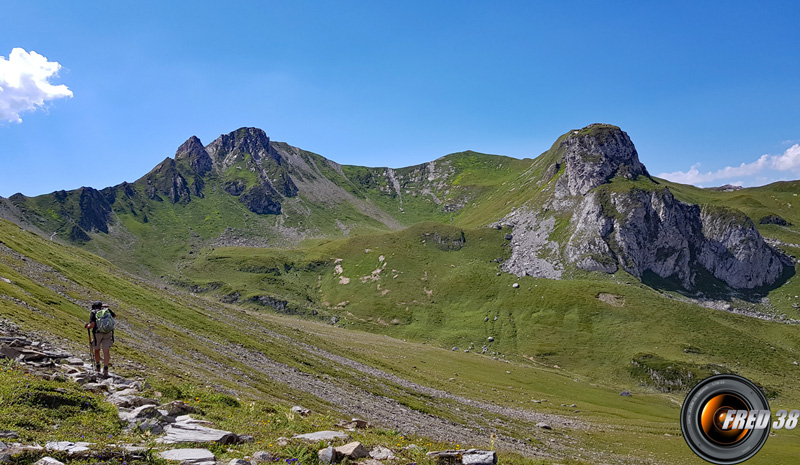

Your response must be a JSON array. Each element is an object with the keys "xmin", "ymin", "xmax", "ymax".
[{"xmin": 93, "ymin": 332, "xmax": 114, "ymax": 350}]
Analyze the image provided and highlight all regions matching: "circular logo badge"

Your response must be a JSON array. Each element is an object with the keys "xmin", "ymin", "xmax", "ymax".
[{"xmin": 681, "ymin": 374, "xmax": 771, "ymax": 464}]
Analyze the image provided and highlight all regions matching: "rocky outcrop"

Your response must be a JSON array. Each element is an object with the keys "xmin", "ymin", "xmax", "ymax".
[
  {"xmin": 206, "ymin": 127, "xmax": 299, "ymax": 198},
  {"xmin": 175, "ymin": 136, "xmax": 213, "ymax": 176},
  {"xmin": 503, "ymin": 124, "xmax": 791, "ymax": 291},
  {"xmin": 556, "ymin": 124, "xmax": 650, "ymax": 197},
  {"xmin": 759, "ymin": 214, "xmax": 790, "ymax": 226},
  {"xmin": 139, "ymin": 158, "xmax": 192, "ymax": 203},
  {"xmin": 240, "ymin": 185, "xmax": 282, "ymax": 215}
]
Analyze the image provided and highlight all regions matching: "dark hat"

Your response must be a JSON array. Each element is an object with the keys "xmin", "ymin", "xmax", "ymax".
[{"xmin": 92, "ymin": 301, "xmax": 103, "ymax": 309}]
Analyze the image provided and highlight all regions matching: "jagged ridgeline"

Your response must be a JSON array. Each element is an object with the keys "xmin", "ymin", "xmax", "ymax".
[{"xmin": 0, "ymin": 124, "xmax": 794, "ymax": 293}]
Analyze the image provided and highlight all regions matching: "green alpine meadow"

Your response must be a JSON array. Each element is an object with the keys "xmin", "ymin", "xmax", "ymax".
[{"xmin": 2, "ymin": 124, "xmax": 799, "ymax": 464}]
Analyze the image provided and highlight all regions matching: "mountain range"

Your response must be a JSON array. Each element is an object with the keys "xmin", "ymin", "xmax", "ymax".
[{"xmin": 1, "ymin": 123, "xmax": 794, "ymax": 295}]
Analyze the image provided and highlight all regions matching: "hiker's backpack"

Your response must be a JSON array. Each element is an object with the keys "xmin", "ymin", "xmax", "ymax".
[{"xmin": 95, "ymin": 308, "xmax": 115, "ymax": 333}]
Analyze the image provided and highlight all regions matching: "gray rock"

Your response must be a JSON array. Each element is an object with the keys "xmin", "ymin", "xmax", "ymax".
[
  {"xmin": 511, "ymin": 283, "xmax": 519, "ymax": 288},
  {"xmin": 0, "ymin": 442, "xmax": 5, "ymax": 452},
  {"xmin": 462, "ymin": 450, "xmax": 497, "ymax": 465},
  {"xmin": 159, "ymin": 448, "xmax": 216, "ymax": 465},
  {"xmin": 44, "ymin": 441, "xmax": 92, "ymax": 454},
  {"xmin": 293, "ymin": 431, "xmax": 349, "ymax": 442},
  {"xmin": 0, "ymin": 453, "xmax": 9, "ymax": 464},
  {"xmin": 498, "ymin": 124, "xmax": 790, "ymax": 291},
  {"xmin": 536, "ymin": 422, "xmax": 552, "ymax": 430},
  {"xmin": 238, "ymin": 435, "xmax": 255, "ymax": 443},
  {"xmin": 334, "ymin": 442, "xmax": 368, "ymax": 460},
  {"xmin": 335, "ymin": 418, "xmax": 368, "ymax": 430},
  {"xmin": 160, "ymin": 400, "xmax": 197, "ymax": 416},
  {"xmin": 369, "ymin": 446, "xmax": 396, "ymax": 460},
  {"xmin": 620, "ymin": 390, "xmax": 632, "ymax": 397},
  {"xmin": 290, "ymin": 406, "xmax": 311, "ymax": 417},
  {"xmin": 228, "ymin": 460, "xmax": 251, "ymax": 465},
  {"xmin": 318, "ymin": 446, "xmax": 337, "ymax": 464},
  {"xmin": 0, "ymin": 432, "xmax": 17, "ymax": 440},
  {"xmin": 487, "ymin": 337, "xmax": 494, "ymax": 342},
  {"xmin": 251, "ymin": 451, "xmax": 274, "ymax": 464},
  {"xmin": 34, "ymin": 458, "xmax": 64, "ymax": 465},
  {"xmin": 137, "ymin": 418, "xmax": 164, "ymax": 434},
  {"xmin": 157, "ymin": 420, "xmax": 238, "ymax": 444}
]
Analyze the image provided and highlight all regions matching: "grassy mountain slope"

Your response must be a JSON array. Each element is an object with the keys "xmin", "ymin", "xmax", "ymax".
[{"xmin": 4, "ymin": 216, "xmax": 800, "ymax": 464}]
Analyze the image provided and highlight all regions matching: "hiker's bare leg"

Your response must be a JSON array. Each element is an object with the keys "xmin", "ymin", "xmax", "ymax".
[
  {"xmin": 94, "ymin": 348, "xmax": 101, "ymax": 364},
  {"xmin": 102, "ymin": 347, "xmax": 110, "ymax": 367}
]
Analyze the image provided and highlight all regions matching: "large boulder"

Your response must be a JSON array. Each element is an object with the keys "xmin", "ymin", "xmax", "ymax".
[
  {"xmin": 157, "ymin": 420, "xmax": 238, "ymax": 444},
  {"xmin": 159, "ymin": 448, "xmax": 216, "ymax": 465}
]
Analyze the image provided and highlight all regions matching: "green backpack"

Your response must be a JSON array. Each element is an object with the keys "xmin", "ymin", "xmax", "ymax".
[{"xmin": 95, "ymin": 308, "xmax": 115, "ymax": 333}]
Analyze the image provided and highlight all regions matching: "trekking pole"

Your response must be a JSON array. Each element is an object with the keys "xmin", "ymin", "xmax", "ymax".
[{"xmin": 87, "ymin": 328, "xmax": 95, "ymax": 371}]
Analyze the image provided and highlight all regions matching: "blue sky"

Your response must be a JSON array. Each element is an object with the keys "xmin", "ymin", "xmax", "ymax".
[{"xmin": 1, "ymin": 1, "xmax": 799, "ymax": 197}]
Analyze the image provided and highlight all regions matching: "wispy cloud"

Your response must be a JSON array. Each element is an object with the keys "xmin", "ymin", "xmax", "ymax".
[
  {"xmin": 658, "ymin": 144, "xmax": 800, "ymax": 187},
  {"xmin": 0, "ymin": 48, "xmax": 73, "ymax": 123}
]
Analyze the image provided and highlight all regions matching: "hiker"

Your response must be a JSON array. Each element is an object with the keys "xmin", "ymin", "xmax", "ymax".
[{"xmin": 84, "ymin": 301, "xmax": 115, "ymax": 377}]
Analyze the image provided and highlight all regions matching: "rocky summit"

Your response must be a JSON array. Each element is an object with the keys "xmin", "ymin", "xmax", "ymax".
[{"xmin": 502, "ymin": 124, "xmax": 791, "ymax": 290}]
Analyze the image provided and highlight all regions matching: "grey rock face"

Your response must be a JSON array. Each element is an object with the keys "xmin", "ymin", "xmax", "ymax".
[
  {"xmin": 502, "ymin": 123, "xmax": 790, "ymax": 291},
  {"xmin": 240, "ymin": 185, "xmax": 282, "ymax": 215},
  {"xmin": 556, "ymin": 124, "xmax": 649, "ymax": 197},
  {"xmin": 175, "ymin": 136, "xmax": 213, "ymax": 176}
]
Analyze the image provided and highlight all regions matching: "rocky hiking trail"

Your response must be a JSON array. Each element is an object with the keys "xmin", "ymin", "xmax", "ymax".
[{"xmin": 0, "ymin": 321, "xmax": 668, "ymax": 465}]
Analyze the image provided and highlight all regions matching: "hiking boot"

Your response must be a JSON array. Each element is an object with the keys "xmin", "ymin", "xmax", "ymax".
[
  {"xmin": 103, "ymin": 365, "xmax": 109, "ymax": 377},
  {"xmin": 95, "ymin": 363, "xmax": 101, "ymax": 372}
]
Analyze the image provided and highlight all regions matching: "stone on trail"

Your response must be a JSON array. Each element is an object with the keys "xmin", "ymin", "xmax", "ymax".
[
  {"xmin": 360, "ymin": 460, "xmax": 384, "ymax": 465},
  {"xmin": 161, "ymin": 400, "xmax": 197, "ymax": 416},
  {"xmin": 138, "ymin": 418, "xmax": 164, "ymax": 435},
  {"xmin": 251, "ymin": 451, "xmax": 274, "ymax": 464},
  {"xmin": 45, "ymin": 441, "xmax": 92, "ymax": 454},
  {"xmin": 0, "ymin": 432, "xmax": 18, "ymax": 440},
  {"xmin": 228, "ymin": 459, "xmax": 251, "ymax": 465},
  {"xmin": 34, "ymin": 458, "xmax": 65, "ymax": 465},
  {"xmin": 334, "ymin": 442, "xmax": 368, "ymax": 460},
  {"xmin": 369, "ymin": 445, "xmax": 396, "ymax": 460},
  {"xmin": 536, "ymin": 422, "xmax": 552, "ymax": 430},
  {"xmin": 159, "ymin": 448, "xmax": 216, "ymax": 465},
  {"xmin": 157, "ymin": 420, "xmax": 238, "ymax": 444},
  {"xmin": 318, "ymin": 446, "xmax": 337, "ymax": 464},
  {"xmin": 0, "ymin": 442, "xmax": 5, "ymax": 452},
  {"xmin": 121, "ymin": 404, "xmax": 163, "ymax": 423},
  {"xmin": 293, "ymin": 431, "xmax": 349, "ymax": 442}
]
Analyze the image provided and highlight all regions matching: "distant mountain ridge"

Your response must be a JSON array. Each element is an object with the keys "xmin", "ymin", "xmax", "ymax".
[{"xmin": 0, "ymin": 124, "xmax": 794, "ymax": 293}]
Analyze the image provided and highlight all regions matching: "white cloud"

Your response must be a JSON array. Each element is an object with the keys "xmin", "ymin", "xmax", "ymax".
[
  {"xmin": 0, "ymin": 48, "xmax": 73, "ymax": 123},
  {"xmin": 658, "ymin": 144, "xmax": 800, "ymax": 187}
]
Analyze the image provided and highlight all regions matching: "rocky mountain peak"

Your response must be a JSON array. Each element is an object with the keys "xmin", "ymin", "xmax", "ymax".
[
  {"xmin": 557, "ymin": 124, "xmax": 650, "ymax": 197},
  {"xmin": 175, "ymin": 136, "xmax": 212, "ymax": 175},
  {"xmin": 205, "ymin": 127, "xmax": 277, "ymax": 166}
]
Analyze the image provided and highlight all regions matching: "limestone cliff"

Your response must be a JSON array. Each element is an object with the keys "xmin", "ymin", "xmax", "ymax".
[{"xmin": 502, "ymin": 124, "xmax": 790, "ymax": 291}]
